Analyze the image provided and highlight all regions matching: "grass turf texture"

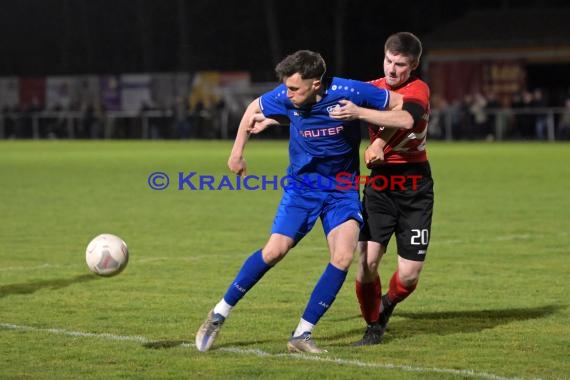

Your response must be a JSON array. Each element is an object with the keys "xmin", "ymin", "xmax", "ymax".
[{"xmin": 0, "ymin": 140, "xmax": 568, "ymax": 380}]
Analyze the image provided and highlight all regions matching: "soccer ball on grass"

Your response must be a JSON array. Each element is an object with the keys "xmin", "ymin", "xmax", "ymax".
[{"xmin": 85, "ymin": 233, "xmax": 129, "ymax": 277}]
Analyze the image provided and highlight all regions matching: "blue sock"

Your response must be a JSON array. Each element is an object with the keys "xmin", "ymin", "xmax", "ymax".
[
  {"xmin": 301, "ymin": 263, "xmax": 347, "ymax": 325},
  {"xmin": 223, "ymin": 250, "xmax": 271, "ymax": 306}
]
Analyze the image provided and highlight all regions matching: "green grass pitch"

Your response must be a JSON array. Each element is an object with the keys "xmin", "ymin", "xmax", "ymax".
[{"xmin": 0, "ymin": 140, "xmax": 569, "ymax": 379}]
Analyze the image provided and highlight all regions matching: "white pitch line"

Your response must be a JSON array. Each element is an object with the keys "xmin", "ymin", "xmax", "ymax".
[
  {"xmin": 0, "ymin": 257, "xmax": 193, "ymax": 272},
  {"xmin": 219, "ymin": 347, "xmax": 529, "ymax": 380},
  {"xmin": 0, "ymin": 323, "xmax": 148, "ymax": 343},
  {"xmin": 0, "ymin": 322, "xmax": 537, "ymax": 380},
  {"xmin": 0, "ymin": 263, "xmax": 64, "ymax": 272}
]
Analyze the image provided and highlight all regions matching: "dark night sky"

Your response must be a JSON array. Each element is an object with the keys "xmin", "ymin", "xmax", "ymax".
[{"xmin": 1, "ymin": 0, "xmax": 569, "ymax": 81}]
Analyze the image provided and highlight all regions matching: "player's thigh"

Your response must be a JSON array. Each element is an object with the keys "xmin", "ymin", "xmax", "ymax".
[
  {"xmin": 360, "ymin": 185, "xmax": 398, "ymax": 248},
  {"xmin": 395, "ymin": 184, "xmax": 434, "ymax": 262},
  {"xmin": 321, "ymin": 190, "xmax": 363, "ymax": 236},
  {"xmin": 271, "ymin": 190, "xmax": 323, "ymax": 243}
]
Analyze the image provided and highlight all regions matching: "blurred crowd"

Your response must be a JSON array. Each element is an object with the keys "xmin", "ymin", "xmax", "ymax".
[
  {"xmin": 429, "ymin": 88, "xmax": 570, "ymax": 141},
  {"xmin": 0, "ymin": 96, "xmax": 226, "ymax": 140},
  {"xmin": 2, "ymin": 88, "xmax": 570, "ymax": 141}
]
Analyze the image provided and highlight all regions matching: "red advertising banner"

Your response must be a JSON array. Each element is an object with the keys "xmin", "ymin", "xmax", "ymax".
[
  {"xmin": 428, "ymin": 60, "xmax": 526, "ymax": 105},
  {"xmin": 19, "ymin": 78, "xmax": 45, "ymax": 109}
]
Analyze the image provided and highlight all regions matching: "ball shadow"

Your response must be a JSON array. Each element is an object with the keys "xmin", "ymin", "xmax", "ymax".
[{"xmin": 0, "ymin": 274, "xmax": 99, "ymax": 298}]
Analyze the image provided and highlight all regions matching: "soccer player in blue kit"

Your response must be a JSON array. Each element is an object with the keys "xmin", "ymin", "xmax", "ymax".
[{"xmin": 196, "ymin": 50, "xmax": 406, "ymax": 353}]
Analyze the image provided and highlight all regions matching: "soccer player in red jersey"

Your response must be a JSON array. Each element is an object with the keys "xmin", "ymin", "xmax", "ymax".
[{"xmin": 329, "ymin": 32, "xmax": 433, "ymax": 345}]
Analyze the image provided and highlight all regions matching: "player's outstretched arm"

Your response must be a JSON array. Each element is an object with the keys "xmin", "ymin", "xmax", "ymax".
[
  {"xmin": 228, "ymin": 98, "xmax": 262, "ymax": 176},
  {"xmin": 329, "ymin": 92, "xmax": 413, "ymax": 130}
]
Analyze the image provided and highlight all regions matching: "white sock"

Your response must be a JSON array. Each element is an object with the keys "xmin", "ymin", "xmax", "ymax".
[
  {"xmin": 293, "ymin": 318, "xmax": 314, "ymax": 337},
  {"xmin": 213, "ymin": 299, "xmax": 233, "ymax": 318}
]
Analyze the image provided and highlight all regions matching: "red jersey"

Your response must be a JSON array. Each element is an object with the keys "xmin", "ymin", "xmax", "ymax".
[{"xmin": 368, "ymin": 77, "xmax": 430, "ymax": 164}]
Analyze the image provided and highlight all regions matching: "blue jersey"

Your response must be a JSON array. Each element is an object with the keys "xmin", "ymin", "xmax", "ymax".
[{"xmin": 259, "ymin": 77, "xmax": 390, "ymax": 191}]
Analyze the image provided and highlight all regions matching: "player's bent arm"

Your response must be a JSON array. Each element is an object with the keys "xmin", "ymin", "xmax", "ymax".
[
  {"xmin": 362, "ymin": 91, "xmax": 412, "ymax": 130},
  {"xmin": 364, "ymin": 138, "xmax": 386, "ymax": 167},
  {"xmin": 357, "ymin": 108, "xmax": 413, "ymax": 130},
  {"xmin": 368, "ymin": 98, "xmax": 428, "ymax": 131},
  {"xmin": 330, "ymin": 92, "xmax": 413, "ymax": 130},
  {"xmin": 228, "ymin": 98, "xmax": 262, "ymax": 175},
  {"xmin": 249, "ymin": 112, "xmax": 281, "ymax": 134},
  {"xmin": 365, "ymin": 124, "xmax": 396, "ymax": 161}
]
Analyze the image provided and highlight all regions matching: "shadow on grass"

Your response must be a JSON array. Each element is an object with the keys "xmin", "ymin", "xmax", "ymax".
[
  {"xmin": 143, "ymin": 340, "xmax": 189, "ymax": 349},
  {"xmin": 148, "ymin": 306, "xmax": 564, "ymax": 350},
  {"xmin": 215, "ymin": 338, "xmax": 276, "ymax": 348},
  {"xmin": 0, "ymin": 274, "xmax": 98, "ymax": 298},
  {"xmin": 142, "ymin": 338, "xmax": 271, "ymax": 350},
  {"xmin": 143, "ymin": 337, "xmax": 276, "ymax": 350},
  {"xmin": 327, "ymin": 304, "xmax": 564, "ymax": 345}
]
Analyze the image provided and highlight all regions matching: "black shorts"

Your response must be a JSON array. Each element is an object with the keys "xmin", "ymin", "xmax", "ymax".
[{"xmin": 359, "ymin": 161, "xmax": 434, "ymax": 261}]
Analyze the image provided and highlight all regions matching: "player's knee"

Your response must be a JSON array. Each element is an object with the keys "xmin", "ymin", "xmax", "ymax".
[
  {"xmin": 366, "ymin": 260, "xmax": 379, "ymax": 274},
  {"xmin": 262, "ymin": 234, "xmax": 294, "ymax": 264},
  {"xmin": 331, "ymin": 251, "xmax": 354, "ymax": 271},
  {"xmin": 398, "ymin": 259, "xmax": 424, "ymax": 286},
  {"xmin": 262, "ymin": 246, "xmax": 289, "ymax": 265},
  {"xmin": 399, "ymin": 271, "xmax": 420, "ymax": 288}
]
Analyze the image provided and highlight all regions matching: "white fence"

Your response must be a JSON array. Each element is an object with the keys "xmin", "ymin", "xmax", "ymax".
[
  {"xmin": 1, "ymin": 107, "xmax": 569, "ymax": 141},
  {"xmin": 431, "ymin": 107, "xmax": 569, "ymax": 141}
]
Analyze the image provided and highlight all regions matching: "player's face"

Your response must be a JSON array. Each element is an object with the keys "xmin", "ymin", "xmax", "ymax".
[
  {"xmin": 383, "ymin": 51, "xmax": 418, "ymax": 87},
  {"xmin": 283, "ymin": 73, "xmax": 321, "ymax": 108}
]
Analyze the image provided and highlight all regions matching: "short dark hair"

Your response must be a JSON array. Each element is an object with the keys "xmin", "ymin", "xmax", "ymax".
[
  {"xmin": 275, "ymin": 50, "xmax": 326, "ymax": 81},
  {"xmin": 384, "ymin": 32, "xmax": 423, "ymax": 64}
]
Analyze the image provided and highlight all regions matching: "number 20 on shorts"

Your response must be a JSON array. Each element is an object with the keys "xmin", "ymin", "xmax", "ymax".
[{"xmin": 410, "ymin": 229, "xmax": 429, "ymax": 245}]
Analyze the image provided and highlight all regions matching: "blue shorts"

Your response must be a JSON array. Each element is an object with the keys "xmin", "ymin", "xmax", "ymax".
[{"xmin": 271, "ymin": 189, "xmax": 363, "ymax": 243}]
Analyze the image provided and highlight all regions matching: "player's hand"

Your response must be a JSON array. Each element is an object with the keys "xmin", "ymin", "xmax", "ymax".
[
  {"xmin": 247, "ymin": 113, "xmax": 278, "ymax": 134},
  {"xmin": 328, "ymin": 99, "xmax": 360, "ymax": 120},
  {"xmin": 364, "ymin": 141, "xmax": 385, "ymax": 168},
  {"xmin": 228, "ymin": 156, "xmax": 247, "ymax": 176}
]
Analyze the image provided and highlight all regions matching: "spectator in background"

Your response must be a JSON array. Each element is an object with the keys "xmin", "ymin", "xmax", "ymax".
[
  {"xmin": 484, "ymin": 92, "xmax": 502, "ymax": 141},
  {"xmin": 558, "ymin": 97, "xmax": 570, "ymax": 140},
  {"xmin": 20, "ymin": 97, "xmax": 43, "ymax": 139},
  {"xmin": 429, "ymin": 93, "xmax": 448, "ymax": 139},
  {"xmin": 532, "ymin": 88, "xmax": 548, "ymax": 140},
  {"xmin": 457, "ymin": 94, "xmax": 474, "ymax": 139},
  {"xmin": 81, "ymin": 103, "xmax": 96, "ymax": 138},
  {"xmin": 470, "ymin": 92, "xmax": 488, "ymax": 139},
  {"xmin": 3, "ymin": 104, "xmax": 20, "ymax": 139},
  {"xmin": 173, "ymin": 96, "xmax": 191, "ymax": 139},
  {"xmin": 512, "ymin": 90, "xmax": 534, "ymax": 139},
  {"xmin": 46, "ymin": 103, "xmax": 66, "ymax": 139},
  {"xmin": 192, "ymin": 100, "xmax": 206, "ymax": 138},
  {"xmin": 139, "ymin": 101, "xmax": 160, "ymax": 139}
]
